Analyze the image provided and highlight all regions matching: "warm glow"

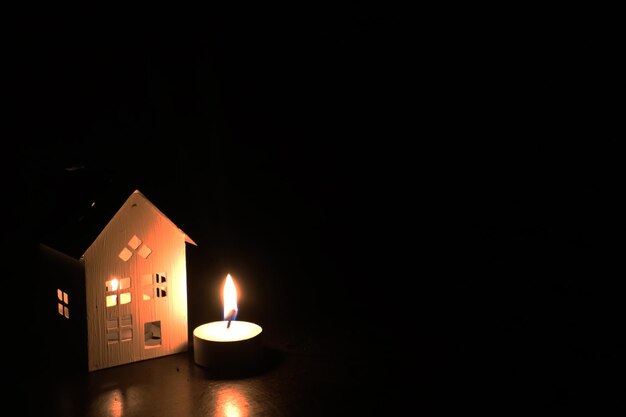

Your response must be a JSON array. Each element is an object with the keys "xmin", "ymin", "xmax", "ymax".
[
  {"xmin": 223, "ymin": 274, "xmax": 238, "ymax": 319},
  {"xmin": 95, "ymin": 388, "xmax": 123, "ymax": 417},
  {"xmin": 111, "ymin": 278, "xmax": 119, "ymax": 292},
  {"xmin": 215, "ymin": 387, "xmax": 250, "ymax": 417},
  {"xmin": 106, "ymin": 295, "xmax": 118, "ymax": 307}
]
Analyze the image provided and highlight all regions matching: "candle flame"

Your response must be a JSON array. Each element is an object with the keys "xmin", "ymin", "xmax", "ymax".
[{"xmin": 223, "ymin": 274, "xmax": 238, "ymax": 320}]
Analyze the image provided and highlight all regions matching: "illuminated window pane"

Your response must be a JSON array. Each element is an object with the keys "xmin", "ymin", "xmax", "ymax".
[
  {"xmin": 106, "ymin": 295, "xmax": 117, "ymax": 307},
  {"xmin": 137, "ymin": 244, "xmax": 152, "ymax": 259},
  {"xmin": 118, "ymin": 247, "xmax": 133, "ymax": 261},
  {"xmin": 121, "ymin": 328, "xmax": 133, "ymax": 341},
  {"xmin": 119, "ymin": 277, "xmax": 131, "ymax": 289},
  {"xmin": 57, "ymin": 288, "xmax": 70, "ymax": 319},
  {"xmin": 128, "ymin": 235, "xmax": 142, "ymax": 250},
  {"xmin": 105, "ymin": 279, "xmax": 119, "ymax": 292},
  {"xmin": 142, "ymin": 289, "xmax": 153, "ymax": 301},
  {"xmin": 120, "ymin": 292, "xmax": 132, "ymax": 305}
]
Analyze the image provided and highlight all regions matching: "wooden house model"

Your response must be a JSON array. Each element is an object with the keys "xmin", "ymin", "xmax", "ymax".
[{"xmin": 43, "ymin": 189, "xmax": 196, "ymax": 371}]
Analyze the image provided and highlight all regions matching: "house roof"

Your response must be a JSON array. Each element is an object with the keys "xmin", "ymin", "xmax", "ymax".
[
  {"xmin": 86, "ymin": 189, "xmax": 197, "ymax": 257},
  {"xmin": 38, "ymin": 180, "xmax": 196, "ymax": 260}
]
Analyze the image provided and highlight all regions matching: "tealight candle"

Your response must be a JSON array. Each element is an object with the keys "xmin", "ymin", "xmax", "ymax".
[{"xmin": 193, "ymin": 274, "xmax": 263, "ymax": 369}]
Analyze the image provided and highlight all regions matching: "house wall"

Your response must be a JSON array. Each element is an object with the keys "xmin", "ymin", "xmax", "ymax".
[
  {"xmin": 84, "ymin": 192, "xmax": 189, "ymax": 371},
  {"xmin": 39, "ymin": 244, "xmax": 88, "ymax": 372}
]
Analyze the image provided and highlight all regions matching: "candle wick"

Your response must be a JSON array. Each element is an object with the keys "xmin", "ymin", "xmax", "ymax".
[{"xmin": 225, "ymin": 309, "xmax": 237, "ymax": 328}]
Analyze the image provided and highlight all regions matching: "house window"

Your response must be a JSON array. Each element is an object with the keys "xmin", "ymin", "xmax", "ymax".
[
  {"xmin": 120, "ymin": 292, "xmax": 132, "ymax": 305},
  {"xmin": 57, "ymin": 289, "xmax": 69, "ymax": 319},
  {"xmin": 105, "ymin": 278, "xmax": 132, "ymax": 308},
  {"xmin": 107, "ymin": 314, "xmax": 133, "ymax": 344},
  {"xmin": 156, "ymin": 273, "xmax": 167, "ymax": 298},
  {"xmin": 137, "ymin": 245, "xmax": 152, "ymax": 259},
  {"xmin": 144, "ymin": 321, "xmax": 161, "ymax": 347},
  {"xmin": 118, "ymin": 235, "xmax": 152, "ymax": 261},
  {"xmin": 106, "ymin": 295, "xmax": 118, "ymax": 307},
  {"xmin": 105, "ymin": 279, "xmax": 119, "ymax": 292},
  {"xmin": 118, "ymin": 247, "xmax": 133, "ymax": 262},
  {"xmin": 128, "ymin": 235, "xmax": 142, "ymax": 250},
  {"xmin": 142, "ymin": 273, "xmax": 167, "ymax": 300}
]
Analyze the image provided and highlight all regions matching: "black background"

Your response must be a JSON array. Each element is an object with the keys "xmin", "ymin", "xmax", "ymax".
[{"xmin": 3, "ymin": 8, "xmax": 622, "ymax": 411}]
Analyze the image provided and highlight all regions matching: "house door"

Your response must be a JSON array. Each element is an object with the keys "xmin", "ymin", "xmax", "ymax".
[{"xmin": 141, "ymin": 272, "xmax": 167, "ymax": 348}]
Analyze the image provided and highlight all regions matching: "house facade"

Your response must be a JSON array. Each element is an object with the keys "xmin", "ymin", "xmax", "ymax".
[{"xmin": 82, "ymin": 190, "xmax": 196, "ymax": 371}]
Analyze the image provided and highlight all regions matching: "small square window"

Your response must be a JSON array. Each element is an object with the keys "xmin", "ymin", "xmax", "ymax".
[
  {"xmin": 128, "ymin": 235, "xmax": 142, "ymax": 250},
  {"xmin": 156, "ymin": 287, "xmax": 167, "ymax": 298},
  {"xmin": 118, "ymin": 247, "xmax": 133, "ymax": 262},
  {"xmin": 120, "ymin": 292, "xmax": 132, "ymax": 305},
  {"xmin": 64, "ymin": 306, "xmax": 69, "ymax": 319},
  {"xmin": 142, "ymin": 288, "xmax": 153, "ymax": 301},
  {"xmin": 106, "ymin": 295, "xmax": 118, "ymax": 307},
  {"xmin": 58, "ymin": 303, "xmax": 64, "ymax": 315},
  {"xmin": 107, "ymin": 318, "xmax": 118, "ymax": 329},
  {"xmin": 119, "ymin": 278, "xmax": 131, "ymax": 290},
  {"xmin": 105, "ymin": 279, "xmax": 119, "ymax": 292},
  {"xmin": 57, "ymin": 289, "xmax": 63, "ymax": 301},
  {"xmin": 137, "ymin": 244, "xmax": 152, "ymax": 259},
  {"xmin": 156, "ymin": 273, "xmax": 166, "ymax": 283}
]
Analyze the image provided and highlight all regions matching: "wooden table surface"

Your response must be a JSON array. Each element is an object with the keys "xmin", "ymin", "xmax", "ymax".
[{"xmin": 12, "ymin": 318, "xmax": 439, "ymax": 417}]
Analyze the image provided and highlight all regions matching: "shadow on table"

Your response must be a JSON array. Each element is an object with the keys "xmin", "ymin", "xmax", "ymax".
[{"xmin": 192, "ymin": 346, "xmax": 285, "ymax": 380}]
